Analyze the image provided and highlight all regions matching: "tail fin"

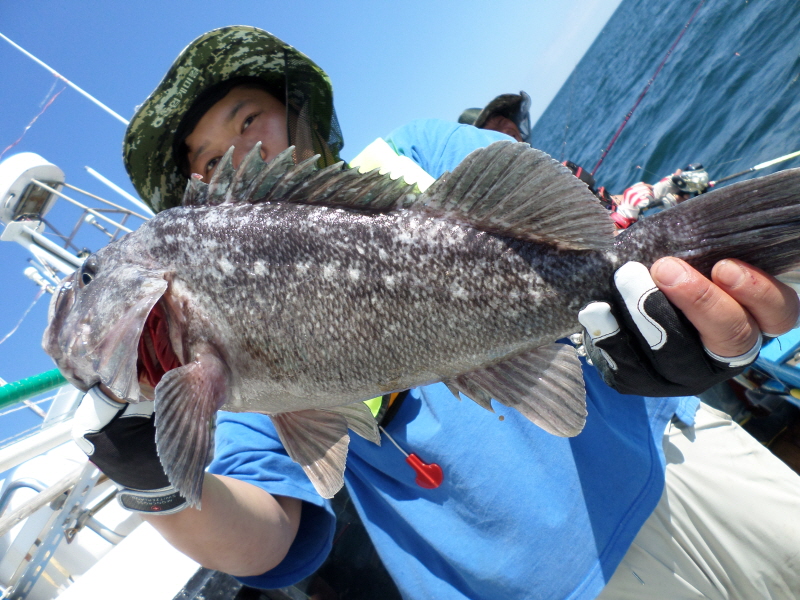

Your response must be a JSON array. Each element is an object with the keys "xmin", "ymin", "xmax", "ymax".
[{"xmin": 617, "ymin": 168, "xmax": 800, "ymax": 277}]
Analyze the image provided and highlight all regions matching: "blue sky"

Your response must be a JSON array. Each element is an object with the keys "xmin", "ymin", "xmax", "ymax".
[{"xmin": 0, "ymin": 0, "xmax": 622, "ymax": 431}]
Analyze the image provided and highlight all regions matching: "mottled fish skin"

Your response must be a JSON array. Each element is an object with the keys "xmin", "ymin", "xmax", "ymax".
[
  {"xmin": 140, "ymin": 201, "xmax": 618, "ymax": 412},
  {"xmin": 42, "ymin": 142, "xmax": 800, "ymax": 505}
]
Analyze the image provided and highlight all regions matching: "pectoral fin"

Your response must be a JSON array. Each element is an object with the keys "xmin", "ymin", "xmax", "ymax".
[
  {"xmin": 153, "ymin": 351, "xmax": 229, "ymax": 508},
  {"xmin": 445, "ymin": 343, "xmax": 587, "ymax": 437}
]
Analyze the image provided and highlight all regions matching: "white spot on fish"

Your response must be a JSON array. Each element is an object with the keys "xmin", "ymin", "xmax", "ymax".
[
  {"xmin": 202, "ymin": 238, "xmax": 219, "ymax": 252},
  {"xmin": 348, "ymin": 268, "xmax": 360, "ymax": 282},
  {"xmin": 450, "ymin": 283, "xmax": 468, "ymax": 300},
  {"xmin": 217, "ymin": 257, "xmax": 235, "ymax": 276}
]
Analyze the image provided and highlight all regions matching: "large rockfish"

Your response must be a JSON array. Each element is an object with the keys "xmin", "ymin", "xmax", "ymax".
[{"xmin": 42, "ymin": 141, "xmax": 800, "ymax": 506}]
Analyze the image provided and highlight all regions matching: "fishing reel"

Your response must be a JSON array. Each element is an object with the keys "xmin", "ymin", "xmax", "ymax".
[{"xmin": 672, "ymin": 163, "xmax": 709, "ymax": 195}]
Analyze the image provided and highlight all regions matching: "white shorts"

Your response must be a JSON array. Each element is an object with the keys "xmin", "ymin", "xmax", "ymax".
[{"xmin": 598, "ymin": 403, "xmax": 800, "ymax": 600}]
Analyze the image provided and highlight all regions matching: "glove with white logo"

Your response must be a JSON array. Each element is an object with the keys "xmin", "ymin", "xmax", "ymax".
[
  {"xmin": 72, "ymin": 386, "xmax": 189, "ymax": 514},
  {"xmin": 578, "ymin": 261, "xmax": 761, "ymax": 396}
]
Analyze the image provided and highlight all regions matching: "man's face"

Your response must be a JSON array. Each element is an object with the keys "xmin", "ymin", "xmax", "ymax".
[
  {"xmin": 482, "ymin": 114, "xmax": 523, "ymax": 142},
  {"xmin": 185, "ymin": 86, "xmax": 289, "ymax": 182}
]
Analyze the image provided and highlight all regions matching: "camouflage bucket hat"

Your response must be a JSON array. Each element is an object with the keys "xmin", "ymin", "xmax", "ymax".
[{"xmin": 124, "ymin": 25, "xmax": 342, "ymax": 213}]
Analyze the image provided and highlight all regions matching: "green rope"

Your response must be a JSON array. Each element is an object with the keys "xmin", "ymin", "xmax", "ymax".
[{"xmin": 0, "ymin": 369, "xmax": 68, "ymax": 410}]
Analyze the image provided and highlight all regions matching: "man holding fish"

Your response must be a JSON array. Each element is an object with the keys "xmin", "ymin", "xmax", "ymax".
[{"xmin": 63, "ymin": 26, "xmax": 800, "ymax": 600}]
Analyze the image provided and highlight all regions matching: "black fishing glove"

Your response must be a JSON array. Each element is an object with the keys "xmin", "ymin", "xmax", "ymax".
[
  {"xmin": 578, "ymin": 261, "xmax": 761, "ymax": 396},
  {"xmin": 72, "ymin": 386, "xmax": 189, "ymax": 514}
]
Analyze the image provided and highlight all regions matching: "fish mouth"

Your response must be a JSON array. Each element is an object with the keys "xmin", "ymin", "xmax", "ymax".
[{"xmin": 137, "ymin": 301, "xmax": 182, "ymax": 397}]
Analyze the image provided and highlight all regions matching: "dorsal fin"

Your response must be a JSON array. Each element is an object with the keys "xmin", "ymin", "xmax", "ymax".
[
  {"xmin": 243, "ymin": 145, "xmax": 301, "ymax": 201},
  {"xmin": 272, "ymin": 160, "xmax": 417, "ymax": 211},
  {"xmin": 224, "ymin": 142, "xmax": 268, "ymax": 204},
  {"xmin": 179, "ymin": 141, "xmax": 614, "ymax": 252},
  {"xmin": 182, "ymin": 175, "xmax": 209, "ymax": 207},
  {"xmin": 204, "ymin": 146, "xmax": 236, "ymax": 206},
  {"xmin": 179, "ymin": 144, "xmax": 421, "ymax": 212},
  {"xmin": 414, "ymin": 141, "xmax": 615, "ymax": 250}
]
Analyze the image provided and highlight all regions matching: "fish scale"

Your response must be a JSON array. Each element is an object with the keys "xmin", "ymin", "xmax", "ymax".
[
  {"xmin": 43, "ymin": 141, "xmax": 800, "ymax": 506},
  {"xmin": 143, "ymin": 204, "xmax": 584, "ymax": 399}
]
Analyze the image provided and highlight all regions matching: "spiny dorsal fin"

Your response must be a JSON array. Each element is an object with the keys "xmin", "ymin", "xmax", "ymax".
[
  {"xmin": 257, "ymin": 154, "xmax": 326, "ymax": 203},
  {"xmin": 205, "ymin": 146, "xmax": 236, "ymax": 206},
  {"xmin": 182, "ymin": 175, "xmax": 209, "ymax": 207},
  {"xmin": 179, "ymin": 141, "xmax": 609, "ymax": 250},
  {"xmin": 224, "ymin": 142, "xmax": 269, "ymax": 204},
  {"xmin": 243, "ymin": 145, "xmax": 300, "ymax": 201},
  {"xmin": 415, "ymin": 141, "xmax": 615, "ymax": 250},
  {"xmin": 181, "ymin": 144, "xmax": 420, "ymax": 212}
]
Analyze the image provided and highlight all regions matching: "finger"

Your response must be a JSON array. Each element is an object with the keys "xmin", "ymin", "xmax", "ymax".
[
  {"xmin": 711, "ymin": 259, "xmax": 800, "ymax": 337},
  {"xmin": 650, "ymin": 257, "xmax": 759, "ymax": 358}
]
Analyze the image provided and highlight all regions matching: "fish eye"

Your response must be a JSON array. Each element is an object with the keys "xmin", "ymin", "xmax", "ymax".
[{"xmin": 79, "ymin": 257, "xmax": 98, "ymax": 288}]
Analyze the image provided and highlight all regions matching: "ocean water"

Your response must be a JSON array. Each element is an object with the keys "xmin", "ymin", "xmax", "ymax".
[{"xmin": 531, "ymin": 0, "xmax": 800, "ymax": 193}]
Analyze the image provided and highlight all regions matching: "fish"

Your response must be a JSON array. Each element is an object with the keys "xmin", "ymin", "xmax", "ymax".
[{"xmin": 42, "ymin": 140, "xmax": 800, "ymax": 507}]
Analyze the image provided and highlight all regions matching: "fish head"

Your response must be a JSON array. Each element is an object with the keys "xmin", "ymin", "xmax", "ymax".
[{"xmin": 42, "ymin": 249, "xmax": 169, "ymax": 402}]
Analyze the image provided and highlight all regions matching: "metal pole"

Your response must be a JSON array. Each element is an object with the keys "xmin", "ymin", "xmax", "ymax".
[
  {"xmin": 0, "ymin": 32, "xmax": 129, "ymax": 126},
  {"xmin": 85, "ymin": 167, "xmax": 155, "ymax": 217},
  {"xmin": 0, "ymin": 464, "xmax": 85, "ymax": 539},
  {"xmin": 31, "ymin": 180, "xmax": 133, "ymax": 233},
  {"xmin": 62, "ymin": 182, "xmax": 150, "ymax": 221}
]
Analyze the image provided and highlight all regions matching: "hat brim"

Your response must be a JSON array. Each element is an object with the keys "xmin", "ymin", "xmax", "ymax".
[
  {"xmin": 473, "ymin": 93, "xmax": 524, "ymax": 129},
  {"xmin": 123, "ymin": 26, "xmax": 335, "ymax": 212}
]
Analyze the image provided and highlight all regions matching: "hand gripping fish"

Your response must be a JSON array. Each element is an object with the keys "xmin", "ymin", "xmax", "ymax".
[{"xmin": 42, "ymin": 141, "xmax": 800, "ymax": 507}]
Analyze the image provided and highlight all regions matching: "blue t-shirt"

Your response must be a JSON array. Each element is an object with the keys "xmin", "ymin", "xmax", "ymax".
[{"xmin": 208, "ymin": 119, "xmax": 700, "ymax": 600}]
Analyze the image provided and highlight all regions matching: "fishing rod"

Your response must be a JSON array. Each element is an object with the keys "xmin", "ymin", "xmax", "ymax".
[
  {"xmin": 591, "ymin": 0, "xmax": 705, "ymax": 177},
  {"xmin": 709, "ymin": 150, "xmax": 800, "ymax": 186}
]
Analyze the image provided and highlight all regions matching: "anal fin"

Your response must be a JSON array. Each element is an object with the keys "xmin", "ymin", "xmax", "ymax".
[
  {"xmin": 448, "ymin": 343, "xmax": 587, "ymax": 437},
  {"xmin": 271, "ymin": 409, "xmax": 353, "ymax": 498},
  {"xmin": 324, "ymin": 402, "xmax": 381, "ymax": 445}
]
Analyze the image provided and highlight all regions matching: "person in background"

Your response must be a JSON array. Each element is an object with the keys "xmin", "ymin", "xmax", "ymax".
[
  {"xmin": 460, "ymin": 94, "xmax": 614, "ymax": 209},
  {"xmin": 611, "ymin": 163, "xmax": 710, "ymax": 228},
  {"xmin": 72, "ymin": 27, "xmax": 800, "ymax": 600},
  {"xmin": 458, "ymin": 91, "xmax": 531, "ymax": 143}
]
